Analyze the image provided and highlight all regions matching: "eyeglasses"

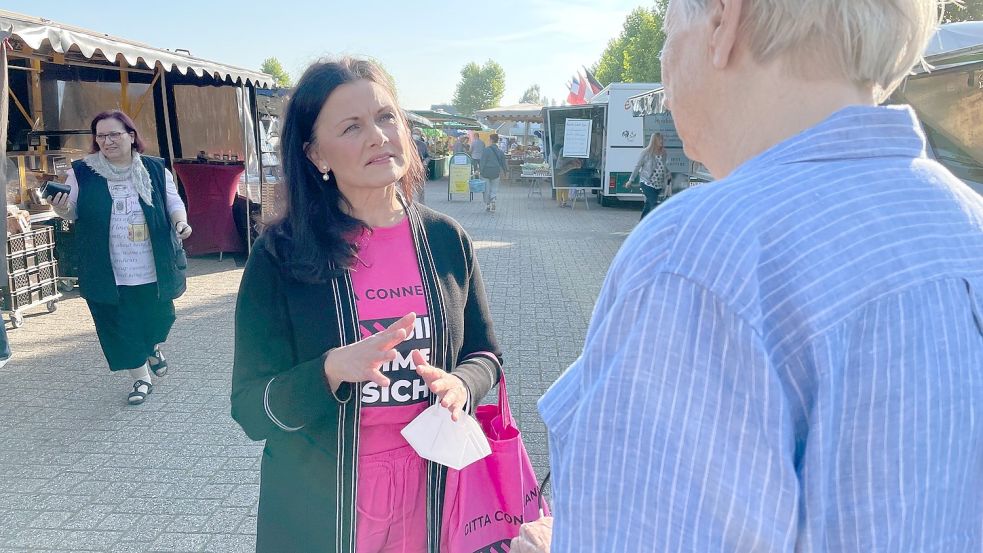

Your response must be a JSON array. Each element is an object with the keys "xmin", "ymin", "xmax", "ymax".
[{"xmin": 95, "ymin": 131, "xmax": 130, "ymax": 143}]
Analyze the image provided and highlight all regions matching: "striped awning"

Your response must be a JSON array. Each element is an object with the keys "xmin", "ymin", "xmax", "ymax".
[{"xmin": 0, "ymin": 9, "xmax": 272, "ymax": 87}]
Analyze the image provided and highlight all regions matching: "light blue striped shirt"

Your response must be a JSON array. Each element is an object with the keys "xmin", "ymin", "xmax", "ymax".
[{"xmin": 539, "ymin": 105, "xmax": 983, "ymax": 552}]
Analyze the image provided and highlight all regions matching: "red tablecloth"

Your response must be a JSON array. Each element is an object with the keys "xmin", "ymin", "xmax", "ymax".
[{"xmin": 173, "ymin": 162, "xmax": 245, "ymax": 256}]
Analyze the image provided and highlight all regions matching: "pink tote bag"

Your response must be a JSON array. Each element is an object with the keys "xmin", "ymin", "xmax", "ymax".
[{"xmin": 440, "ymin": 375, "xmax": 549, "ymax": 552}]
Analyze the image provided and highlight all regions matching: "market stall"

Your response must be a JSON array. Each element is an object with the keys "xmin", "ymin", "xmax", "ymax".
[
  {"xmin": 408, "ymin": 110, "xmax": 483, "ymax": 181},
  {"xmin": 475, "ymin": 103, "xmax": 545, "ymax": 182},
  {"xmin": 1, "ymin": 9, "xmax": 272, "ymax": 326}
]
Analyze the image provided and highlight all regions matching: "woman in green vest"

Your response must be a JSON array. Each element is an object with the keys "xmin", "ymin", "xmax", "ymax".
[{"xmin": 49, "ymin": 110, "xmax": 191, "ymax": 405}]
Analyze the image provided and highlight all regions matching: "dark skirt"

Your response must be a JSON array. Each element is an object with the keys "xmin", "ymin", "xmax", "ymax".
[{"xmin": 86, "ymin": 283, "xmax": 176, "ymax": 371}]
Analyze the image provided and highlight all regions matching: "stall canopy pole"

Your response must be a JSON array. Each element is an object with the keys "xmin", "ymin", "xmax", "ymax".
[
  {"xmin": 249, "ymin": 85, "xmax": 263, "ymax": 253},
  {"xmin": 119, "ymin": 58, "xmax": 131, "ymax": 115},
  {"xmin": 28, "ymin": 58, "xmax": 45, "ymax": 173},
  {"xmin": 239, "ymin": 85, "xmax": 252, "ymax": 253},
  {"xmin": 132, "ymin": 70, "xmax": 161, "ymax": 121},
  {"xmin": 159, "ymin": 69, "xmax": 177, "ymax": 166}
]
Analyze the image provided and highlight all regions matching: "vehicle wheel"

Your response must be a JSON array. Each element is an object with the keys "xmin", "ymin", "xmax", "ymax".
[
  {"xmin": 47, "ymin": 301, "xmax": 58, "ymax": 313},
  {"xmin": 10, "ymin": 313, "xmax": 23, "ymax": 328},
  {"xmin": 600, "ymin": 195, "xmax": 616, "ymax": 207}
]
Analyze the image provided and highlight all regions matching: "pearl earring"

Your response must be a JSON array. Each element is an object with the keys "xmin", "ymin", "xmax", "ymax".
[{"xmin": 322, "ymin": 167, "xmax": 330, "ymax": 182}]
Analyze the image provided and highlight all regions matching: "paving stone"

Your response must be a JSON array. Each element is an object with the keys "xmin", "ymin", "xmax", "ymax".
[{"xmin": 0, "ymin": 178, "xmax": 639, "ymax": 546}]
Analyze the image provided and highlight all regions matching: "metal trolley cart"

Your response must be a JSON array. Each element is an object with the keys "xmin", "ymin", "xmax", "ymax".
[{"xmin": 4, "ymin": 227, "xmax": 62, "ymax": 328}]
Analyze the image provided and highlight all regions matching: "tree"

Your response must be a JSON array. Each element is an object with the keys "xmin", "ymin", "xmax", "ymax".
[
  {"xmin": 943, "ymin": 1, "xmax": 983, "ymax": 22},
  {"xmin": 520, "ymin": 84, "xmax": 543, "ymax": 104},
  {"xmin": 452, "ymin": 60, "xmax": 506, "ymax": 116},
  {"xmin": 261, "ymin": 57, "xmax": 292, "ymax": 88},
  {"xmin": 594, "ymin": 3, "xmax": 668, "ymax": 86}
]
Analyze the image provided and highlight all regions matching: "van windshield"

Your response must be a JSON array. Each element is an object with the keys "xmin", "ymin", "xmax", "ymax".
[{"xmin": 894, "ymin": 66, "xmax": 983, "ymax": 185}]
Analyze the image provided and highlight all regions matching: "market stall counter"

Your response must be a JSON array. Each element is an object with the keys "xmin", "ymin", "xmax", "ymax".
[{"xmin": 172, "ymin": 160, "xmax": 245, "ymax": 257}]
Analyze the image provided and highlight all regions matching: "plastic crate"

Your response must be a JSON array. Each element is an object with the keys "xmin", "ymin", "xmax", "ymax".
[
  {"xmin": 29, "ymin": 227, "xmax": 54, "ymax": 249},
  {"xmin": 7, "ymin": 233, "xmax": 33, "ymax": 256},
  {"xmin": 35, "ymin": 248, "xmax": 53, "ymax": 265},
  {"xmin": 6, "ymin": 253, "xmax": 26, "ymax": 273},
  {"xmin": 38, "ymin": 279, "xmax": 57, "ymax": 300},
  {"xmin": 24, "ymin": 252, "xmax": 37, "ymax": 270},
  {"xmin": 37, "ymin": 262, "xmax": 56, "ymax": 283},
  {"xmin": 28, "ymin": 285, "xmax": 41, "ymax": 305},
  {"xmin": 44, "ymin": 220, "xmax": 78, "ymax": 279},
  {"xmin": 8, "ymin": 288, "xmax": 31, "ymax": 311},
  {"xmin": 8, "ymin": 270, "xmax": 30, "ymax": 293},
  {"xmin": 27, "ymin": 271, "xmax": 40, "ymax": 287}
]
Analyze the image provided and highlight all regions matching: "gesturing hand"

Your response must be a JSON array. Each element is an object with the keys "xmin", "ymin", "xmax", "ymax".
[
  {"xmin": 323, "ymin": 312, "xmax": 417, "ymax": 393},
  {"xmin": 412, "ymin": 349, "xmax": 469, "ymax": 421}
]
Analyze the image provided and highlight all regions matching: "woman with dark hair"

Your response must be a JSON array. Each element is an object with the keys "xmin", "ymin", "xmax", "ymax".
[
  {"xmin": 231, "ymin": 58, "xmax": 503, "ymax": 552},
  {"xmin": 49, "ymin": 110, "xmax": 191, "ymax": 405}
]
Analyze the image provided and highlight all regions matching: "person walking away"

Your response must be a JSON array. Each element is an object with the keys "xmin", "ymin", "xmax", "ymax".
[
  {"xmin": 49, "ymin": 110, "xmax": 191, "ymax": 405},
  {"xmin": 470, "ymin": 135, "xmax": 485, "ymax": 175},
  {"xmin": 628, "ymin": 132, "xmax": 670, "ymax": 220},
  {"xmin": 480, "ymin": 133, "xmax": 507, "ymax": 212}
]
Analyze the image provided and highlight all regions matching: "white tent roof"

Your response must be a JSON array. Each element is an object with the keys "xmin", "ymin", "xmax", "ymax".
[
  {"xmin": 475, "ymin": 103, "xmax": 544, "ymax": 123},
  {"xmin": 0, "ymin": 9, "xmax": 271, "ymax": 87},
  {"xmin": 924, "ymin": 21, "xmax": 983, "ymax": 60}
]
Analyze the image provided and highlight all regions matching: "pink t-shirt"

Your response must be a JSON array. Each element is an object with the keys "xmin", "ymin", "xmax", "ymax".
[{"xmin": 350, "ymin": 217, "xmax": 432, "ymax": 457}]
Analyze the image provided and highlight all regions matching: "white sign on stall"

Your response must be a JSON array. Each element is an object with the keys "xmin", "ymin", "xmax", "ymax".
[{"xmin": 561, "ymin": 118, "xmax": 592, "ymax": 158}]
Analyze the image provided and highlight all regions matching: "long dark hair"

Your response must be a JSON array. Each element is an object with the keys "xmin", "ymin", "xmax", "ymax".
[
  {"xmin": 265, "ymin": 58, "xmax": 425, "ymax": 283},
  {"xmin": 89, "ymin": 110, "xmax": 146, "ymax": 154}
]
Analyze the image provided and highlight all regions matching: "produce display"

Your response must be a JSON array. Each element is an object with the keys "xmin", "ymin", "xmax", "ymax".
[{"xmin": 520, "ymin": 163, "xmax": 551, "ymax": 177}]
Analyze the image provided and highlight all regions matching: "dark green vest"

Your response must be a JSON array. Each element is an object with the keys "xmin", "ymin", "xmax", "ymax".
[{"xmin": 72, "ymin": 155, "xmax": 187, "ymax": 305}]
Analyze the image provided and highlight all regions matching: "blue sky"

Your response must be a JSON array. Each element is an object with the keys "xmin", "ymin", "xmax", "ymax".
[{"xmin": 4, "ymin": 0, "xmax": 647, "ymax": 110}]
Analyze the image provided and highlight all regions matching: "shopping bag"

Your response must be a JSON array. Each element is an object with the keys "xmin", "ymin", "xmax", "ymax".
[
  {"xmin": 469, "ymin": 178, "xmax": 486, "ymax": 193},
  {"xmin": 440, "ymin": 374, "xmax": 549, "ymax": 553}
]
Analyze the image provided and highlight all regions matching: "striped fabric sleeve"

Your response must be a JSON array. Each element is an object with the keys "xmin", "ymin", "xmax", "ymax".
[{"xmin": 548, "ymin": 273, "xmax": 800, "ymax": 552}]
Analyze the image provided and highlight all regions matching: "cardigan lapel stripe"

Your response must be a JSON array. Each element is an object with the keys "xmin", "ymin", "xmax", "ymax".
[
  {"xmin": 330, "ymin": 271, "xmax": 362, "ymax": 553},
  {"xmin": 406, "ymin": 206, "xmax": 451, "ymax": 553}
]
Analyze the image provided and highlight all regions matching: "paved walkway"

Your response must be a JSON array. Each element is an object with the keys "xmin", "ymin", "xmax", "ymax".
[{"xmin": 0, "ymin": 178, "xmax": 639, "ymax": 552}]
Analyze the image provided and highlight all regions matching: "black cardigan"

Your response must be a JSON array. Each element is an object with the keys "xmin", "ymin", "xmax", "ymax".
[{"xmin": 231, "ymin": 203, "xmax": 502, "ymax": 553}]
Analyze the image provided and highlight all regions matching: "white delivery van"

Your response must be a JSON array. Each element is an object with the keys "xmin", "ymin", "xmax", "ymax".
[
  {"xmin": 890, "ymin": 21, "xmax": 983, "ymax": 196},
  {"xmin": 544, "ymin": 82, "xmax": 660, "ymax": 206}
]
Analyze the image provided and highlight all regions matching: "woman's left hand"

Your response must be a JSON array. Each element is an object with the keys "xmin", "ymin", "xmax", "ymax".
[
  {"xmin": 175, "ymin": 222, "xmax": 193, "ymax": 240},
  {"xmin": 412, "ymin": 350, "xmax": 469, "ymax": 421}
]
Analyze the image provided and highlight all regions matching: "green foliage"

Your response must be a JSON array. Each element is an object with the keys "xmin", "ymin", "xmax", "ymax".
[
  {"xmin": 260, "ymin": 57, "xmax": 292, "ymax": 88},
  {"xmin": 452, "ymin": 60, "xmax": 506, "ymax": 116},
  {"xmin": 594, "ymin": 2, "xmax": 668, "ymax": 86},
  {"xmin": 520, "ymin": 84, "xmax": 543, "ymax": 104},
  {"xmin": 942, "ymin": 1, "xmax": 983, "ymax": 23}
]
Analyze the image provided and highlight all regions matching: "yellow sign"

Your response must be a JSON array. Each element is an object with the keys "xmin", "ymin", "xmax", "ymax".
[{"xmin": 449, "ymin": 158, "xmax": 472, "ymax": 195}]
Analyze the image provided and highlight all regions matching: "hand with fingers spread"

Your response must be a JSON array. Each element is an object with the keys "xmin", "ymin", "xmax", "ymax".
[
  {"xmin": 412, "ymin": 349, "xmax": 469, "ymax": 421},
  {"xmin": 323, "ymin": 312, "xmax": 417, "ymax": 393}
]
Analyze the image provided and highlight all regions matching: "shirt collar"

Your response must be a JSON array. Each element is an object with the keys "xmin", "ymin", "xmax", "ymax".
[{"xmin": 729, "ymin": 104, "xmax": 927, "ymax": 179}]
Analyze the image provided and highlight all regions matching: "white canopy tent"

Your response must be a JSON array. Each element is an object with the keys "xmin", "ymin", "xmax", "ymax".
[{"xmin": 475, "ymin": 103, "xmax": 543, "ymax": 145}]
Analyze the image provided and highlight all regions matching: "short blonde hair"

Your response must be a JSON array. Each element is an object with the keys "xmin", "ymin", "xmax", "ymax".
[{"xmin": 673, "ymin": 0, "xmax": 942, "ymax": 100}]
